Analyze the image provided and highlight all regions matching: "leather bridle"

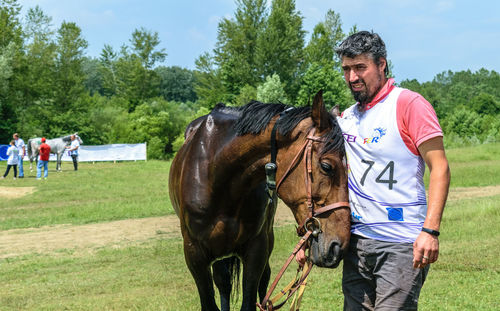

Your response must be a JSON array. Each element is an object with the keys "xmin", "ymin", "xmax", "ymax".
[
  {"xmin": 258, "ymin": 114, "xmax": 350, "ymax": 311},
  {"xmin": 266, "ymin": 114, "xmax": 349, "ymax": 237}
]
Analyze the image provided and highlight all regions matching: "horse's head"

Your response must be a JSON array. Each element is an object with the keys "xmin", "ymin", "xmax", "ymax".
[
  {"xmin": 73, "ymin": 133, "xmax": 83, "ymax": 144},
  {"xmin": 276, "ymin": 91, "xmax": 350, "ymax": 268}
]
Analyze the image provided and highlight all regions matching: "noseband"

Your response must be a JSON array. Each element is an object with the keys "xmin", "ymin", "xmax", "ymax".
[{"xmin": 265, "ymin": 114, "xmax": 349, "ymax": 237}]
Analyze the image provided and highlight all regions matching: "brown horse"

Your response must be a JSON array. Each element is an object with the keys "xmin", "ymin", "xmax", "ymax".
[{"xmin": 169, "ymin": 92, "xmax": 350, "ymax": 311}]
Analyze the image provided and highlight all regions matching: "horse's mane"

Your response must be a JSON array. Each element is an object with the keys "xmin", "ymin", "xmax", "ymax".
[{"xmin": 212, "ymin": 101, "xmax": 344, "ymax": 154}]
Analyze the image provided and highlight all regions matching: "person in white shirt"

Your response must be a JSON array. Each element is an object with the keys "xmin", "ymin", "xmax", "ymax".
[
  {"xmin": 66, "ymin": 135, "xmax": 80, "ymax": 171},
  {"xmin": 2, "ymin": 140, "xmax": 19, "ymax": 179},
  {"xmin": 337, "ymin": 31, "xmax": 450, "ymax": 311},
  {"xmin": 13, "ymin": 133, "xmax": 25, "ymax": 178},
  {"xmin": 296, "ymin": 31, "xmax": 450, "ymax": 310}
]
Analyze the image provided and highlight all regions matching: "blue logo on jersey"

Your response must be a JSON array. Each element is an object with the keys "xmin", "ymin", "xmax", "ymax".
[
  {"xmin": 351, "ymin": 212, "xmax": 362, "ymax": 221},
  {"xmin": 363, "ymin": 127, "xmax": 387, "ymax": 144},
  {"xmin": 386, "ymin": 208, "xmax": 404, "ymax": 221}
]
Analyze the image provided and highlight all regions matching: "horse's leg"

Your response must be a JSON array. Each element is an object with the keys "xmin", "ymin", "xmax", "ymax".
[
  {"xmin": 213, "ymin": 257, "xmax": 238, "ymax": 311},
  {"xmin": 183, "ymin": 237, "xmax": 220, "ymax": 311},
  {"xmin": 57, "ymin": 153, "xmax": 61, "ymax": 171},
  {"xmin": 239, "ymin": 232, "xmax": 270, "ymax": 311},
  {"xmin": 258, "ymin": 262, "xmax": 271, "ymax": 304}
]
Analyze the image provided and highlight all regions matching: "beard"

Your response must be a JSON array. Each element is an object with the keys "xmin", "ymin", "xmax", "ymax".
[
  {"xmin": 349, "ymin": 74, "xmax": 383, "ymax": 112},
  {"xmin": 349, "ymin": 79, "xmax": 370, "ymax": 111}
]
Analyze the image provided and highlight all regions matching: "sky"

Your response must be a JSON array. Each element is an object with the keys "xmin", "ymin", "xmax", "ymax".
[{"xmin": 16, "ymin": 0, "xmax": 500, "ymax": 82}]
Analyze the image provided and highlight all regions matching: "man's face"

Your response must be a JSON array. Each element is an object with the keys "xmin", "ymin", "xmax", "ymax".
[
  {"xmin": 71, "ymin": 135, "xmax": 75, "ymax": 140},
  {"xmin": 13, "ymin": 134, "xmax": 18, "ymax": 140},
  {"xmin": 341, "ymin": 53, "xmax": 387, "ymax": 106}
]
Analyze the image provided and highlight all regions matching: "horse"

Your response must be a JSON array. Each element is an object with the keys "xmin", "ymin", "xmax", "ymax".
[
  {"xmin": 169, "ymin": 91, "xmax": 350, "ymax": 311},
  {"xmin": 27, "ymin": 133, "xmax": 83, "ymax": 172}
]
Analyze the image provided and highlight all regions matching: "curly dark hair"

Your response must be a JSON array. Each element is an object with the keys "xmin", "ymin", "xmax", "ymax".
[{"xmin": 336, "ymin": 31, "xmax": 389, "ymax": 77}]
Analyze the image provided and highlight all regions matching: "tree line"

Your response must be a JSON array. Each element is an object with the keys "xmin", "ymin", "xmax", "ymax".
[{"xmin": 1, "ymin": 0, "xmax": 498, "ymax": 158}]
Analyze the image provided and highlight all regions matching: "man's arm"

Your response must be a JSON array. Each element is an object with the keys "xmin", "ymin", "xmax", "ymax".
[{"xmin": 413, "ymin": 136, "xmax": 450, "ymax": 268}]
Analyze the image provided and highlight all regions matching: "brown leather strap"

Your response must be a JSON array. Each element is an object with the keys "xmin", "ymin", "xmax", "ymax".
[
  {"xmin": 312, "ymin": 201, "xmax": 350, "ymax": 216},
  {"xmin": 257, "ymin": 231, "xmax": 312, "ymax": 311},
  {"xmin": 276, "ymin": 138, "xmax": 310, "ymax": 191}
]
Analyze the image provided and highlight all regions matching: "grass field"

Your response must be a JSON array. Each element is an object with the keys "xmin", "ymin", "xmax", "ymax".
[{"xmin": 0, "ymin": 143, "xmax": 499, "ymax": 310}]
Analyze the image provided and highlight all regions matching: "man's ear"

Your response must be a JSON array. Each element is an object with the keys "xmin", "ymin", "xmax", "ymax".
[
  {"xmin": 330, "ymin": 105, "xmax": 340, "ymax": 117},
  {"xmin": 379, "ymin": 57, "xmax": 387, "ymax": 75}
]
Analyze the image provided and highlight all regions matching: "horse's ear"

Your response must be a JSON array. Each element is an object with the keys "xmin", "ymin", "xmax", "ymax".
[{"xmin": 311, "ymin": 90, "xmax": 331, "ymax": 132}]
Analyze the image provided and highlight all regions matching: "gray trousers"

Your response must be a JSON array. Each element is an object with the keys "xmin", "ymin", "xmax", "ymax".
[{"xmin": 342, "ymin": 234, "xmax": 429, "ymax": 311}]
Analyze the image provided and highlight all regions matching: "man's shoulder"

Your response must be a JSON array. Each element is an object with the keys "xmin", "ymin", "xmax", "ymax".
[{"xmin": 396, "ymin": 88, "xmax": 428, "ymax": 104}]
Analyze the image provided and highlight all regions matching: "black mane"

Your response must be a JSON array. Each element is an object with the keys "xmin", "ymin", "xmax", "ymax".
[{"xmin": 212, "ymin": 101, "xmax": 344, "ymax": 154}]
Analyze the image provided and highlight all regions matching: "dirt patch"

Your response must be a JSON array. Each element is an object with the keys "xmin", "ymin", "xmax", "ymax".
[
  {"xmin": 0, "ymin": 186, "xmax": 36, "ymax": 199},
  {"xmin": 1, "ymin": 186, "xmax": 499, "ymax": 258},
  {"xmin": 0, "ymin": 217, "xmax": 180, "ymax": 259},
  {"xmin": 447, "ymin": 185, "xmax": 500, "ymax": 201}
]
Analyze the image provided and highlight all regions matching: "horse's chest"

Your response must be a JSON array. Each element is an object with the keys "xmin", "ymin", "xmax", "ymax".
[{"xmin": 189, "ymin": 212, "xmax": 267, "ymax": 254}]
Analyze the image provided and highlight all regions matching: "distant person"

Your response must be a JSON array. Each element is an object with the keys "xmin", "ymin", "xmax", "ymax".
[
  {"xmin": 66, "ymin": 134, "xmax": 80, "ymax": 171},
  {"xmin": 13, "ymin": 133, "xmax": 25, "ymax": 178},
  {"xmin": 2, "ymin": 140, "xmax": 19, "ymax": 179},
  {"xmin": 37, "ymin": 137, "xmax": 51, "ymax": 180}
]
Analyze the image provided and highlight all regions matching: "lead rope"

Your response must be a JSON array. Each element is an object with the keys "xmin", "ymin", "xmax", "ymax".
[{"xmin": 256, "ymin": 231, "xmax": 313, "ymax": 311}]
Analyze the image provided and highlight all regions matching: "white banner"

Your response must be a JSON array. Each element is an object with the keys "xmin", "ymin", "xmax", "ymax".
[{"xmin": 48, "ymin": 143, "xmax": 147, "ymax": 162}]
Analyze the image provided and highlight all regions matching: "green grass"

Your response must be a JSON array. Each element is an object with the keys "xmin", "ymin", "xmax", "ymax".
[
  {"xmin": 0, "ymin": 161, "xmax": 174, "ymax": 230},
  {"xmin": 0, "ymin": 144, "xmax": 499, "ymax": 310},
  {"xmin": 423, "ymin": 142, "xmax": 500, "ymax": 188}
]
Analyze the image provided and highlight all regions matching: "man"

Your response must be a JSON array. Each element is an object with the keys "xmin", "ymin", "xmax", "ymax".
[
  {"xmin": 335, "ymin": 31, "xmax": 451, "ymax": 310},
  {"xmin": 37, "ymin": 137, "xmax": 51, "ymax": 180},
  {"xmin": 13, "ymin": 133, "xmax": 25, "ymax": 178},
  {"xmin": 66, "ymin": 135, "xmax": 80, "ymax": 171}
]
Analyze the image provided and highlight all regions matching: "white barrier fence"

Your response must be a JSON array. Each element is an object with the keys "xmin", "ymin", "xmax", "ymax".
[
  {"xmin": 53, "ymin": 143, "xmax": 147, "ymax": 162},
  {"xmin": 0, "ymin": 143, "xmax": 147, "ymax": 162}
]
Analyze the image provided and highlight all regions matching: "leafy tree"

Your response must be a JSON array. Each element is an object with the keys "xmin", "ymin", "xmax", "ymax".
[
  {"xmin": 0, "ymin": 42, "xmax": 16, "ymax": 142},
  {"xmin": 0, "ymin": 0, "xmax": 23, "ymax": 142},
  {"xmin": 82, "ymin": 57, "xmax": 103, "ymax": 96},
  {"xmin": 234, "ymin": 84, "xmax": 257, "ymax": 106},
  {"xmin": 98, "ymin": 44, "xmax": 119, "ymax": 97},
  {"xmin": 257, "ymin": 73, "xmax": 288, "ymax": 104},
  {"xmin": 126, "ymin": 98, "xmax": 191, "ymax": 158},
  {"xmin": 155, "ymin": 66, "xmax": 197, "ymax": 102},
  {"xmin": 470, "ymin": 93, "xmax": 500, "ymax": 116},
  {"xmin": 53, "ymin": 22, "xmax": 88, "ymax": 113},
  {"xmin": 304, "ymin": 10, "xmax": 344, "ymax": 69},
  {"xmin": 297, "ymin": 62, "xmax": 351, "ymax": 109},
  {"xmin": 255, "ymin": 0, "xmax": 305, "ymax": 100},
  {"xmin": 194, "ymin": 52, "xmax": 230, "ymax": 108},
  {"xmin": 215, "ymin": 0, "xmax": 267, "ymax": 93}
]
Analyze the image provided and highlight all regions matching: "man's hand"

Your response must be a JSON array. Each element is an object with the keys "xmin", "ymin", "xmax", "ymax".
[
  {"xmin": 413, "ymin": 231, "xmax": 439, "ymax": 269},
  {"xmin": 295, "ymin": 243, "xmax": 307, "ymax": 266}
]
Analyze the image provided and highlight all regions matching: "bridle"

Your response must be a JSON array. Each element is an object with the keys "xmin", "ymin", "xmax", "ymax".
[
  {"xmin": 265, "ymin": 113, "xmax": 349, "ymax": 237},
  {"xmin": 258, "ymin": 112, "xmax": 349, "ymax": 311}
]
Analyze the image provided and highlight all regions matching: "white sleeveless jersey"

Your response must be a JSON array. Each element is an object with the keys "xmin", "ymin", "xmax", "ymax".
[{"xmin": 338, "ymin": 87, "xmax": 427, "ymax": 243}]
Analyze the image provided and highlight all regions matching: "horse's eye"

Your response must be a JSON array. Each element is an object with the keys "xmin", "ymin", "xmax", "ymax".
[{"xmin": 320, "ymin": 162, "xmax": 333, "ymax": 174}]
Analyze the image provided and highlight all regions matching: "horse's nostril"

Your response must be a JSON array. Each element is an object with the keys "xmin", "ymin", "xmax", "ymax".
[{"xmin": 329, "ymin": 241, "xmax": 341, "ymax": 260}]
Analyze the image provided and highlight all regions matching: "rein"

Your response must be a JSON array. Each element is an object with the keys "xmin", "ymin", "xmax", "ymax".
[{"xmin": 259, "ymin": 114, "xmax": 349, "ymax": 311}]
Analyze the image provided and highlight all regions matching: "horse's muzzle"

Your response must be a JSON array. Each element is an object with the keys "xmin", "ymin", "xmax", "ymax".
[{"xmin": 309, "ymin": 234, "xmax": 343, "ymax": 268}]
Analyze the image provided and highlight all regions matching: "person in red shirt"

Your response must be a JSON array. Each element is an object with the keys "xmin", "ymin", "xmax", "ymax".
[{"xmin": 37, "ymin": 137, "xmax": 51, "ymax": 180}]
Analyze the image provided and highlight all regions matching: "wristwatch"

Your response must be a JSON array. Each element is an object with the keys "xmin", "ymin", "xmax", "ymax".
[{"xmin": 421, "ymin": 227, "xmax": 440, "ymax": 236}]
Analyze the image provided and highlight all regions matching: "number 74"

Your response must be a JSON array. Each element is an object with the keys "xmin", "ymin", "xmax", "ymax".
[{"xmin": 360, "ymin": 160, "xmax": 397, "ymax": 190}]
